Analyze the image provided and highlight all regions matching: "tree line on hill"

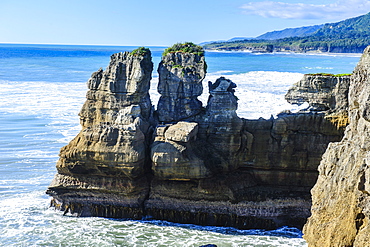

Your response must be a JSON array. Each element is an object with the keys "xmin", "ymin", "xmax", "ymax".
[{"xmin": 204, "ymin": 12, "xmax": 370, "ymax": 53}]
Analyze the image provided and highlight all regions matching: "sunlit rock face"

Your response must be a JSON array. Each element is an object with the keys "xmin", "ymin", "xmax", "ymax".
[
  {"xmin": 303, "ymin": 46, "xmax": 370, "ymax": 247},
  {"xmin": 150, "ymin": 121, "xmax": 210, "ymax": 180},
  {"xmin": 80, "ymin": 51, "xmax": 153, "ymax": 127},
  {"xmin": 47, "ymin": 50, "xmax": 154, "ymax": 218},
  {"xmin": 47, "ymin": 44, "xmax": 348, "ymax": 230}
]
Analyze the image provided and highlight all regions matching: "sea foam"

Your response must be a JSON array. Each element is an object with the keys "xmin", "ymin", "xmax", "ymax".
[
  {"xmin": 150, "ymin": 71, "xmax": 306, "ymax": 119},
  {"xmin": 0, "ymin": 71, "xmax": 305, "ymax": 142},
  {"xmin": 204, "ymin": 71, "xmax": 305, "ymax": 119}
]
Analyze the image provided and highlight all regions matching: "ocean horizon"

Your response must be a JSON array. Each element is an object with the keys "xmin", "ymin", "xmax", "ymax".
[{"xmin": 0, "ymin": 43, "xmax": 361, "ymax": 246}]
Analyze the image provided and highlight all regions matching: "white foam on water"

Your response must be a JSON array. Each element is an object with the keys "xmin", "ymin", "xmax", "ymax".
[
  {"xmin": 0, "ymin": 80, "xmax": 86, "ymax": 148},
  {"xmin": 273, "ymin": 51, "xmax": 361, "ymax": 58},
  {"xmin": 203, "ymin": 71, "xmax": 305, "ymax": 119},
  {"xmin": 0, "ymin": 190, "xmax": 307, "ymax": 246},
  {"xmin": 212, "ymin": 70, "xmax": 234, "ymax": 75},
  {"xmin": 303, "ymin": 66, "xmax": 334, "ymax": 70},
  {"xmin": 15, "ymin": 150, "xmax": 56, "ymax": 159},
  {"xmin": 0, "ymin": 81, "xmax": 83, "ymax": 115},
  {"xmin": 149, "ymin": 77, "xmax": 160, "ymax": 110},
  {"xmin": 150, "ymin": 71, "xmax": 305, "ymax": 119}
]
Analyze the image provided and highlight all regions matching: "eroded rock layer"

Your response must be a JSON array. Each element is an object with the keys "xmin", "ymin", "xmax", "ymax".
[
  {"xmin": 285, "ymin": 74, "xmax": 350, "ymax": 112},
  {"xmin": 303, "ymin": 47, "xmax": 370, "ymax": 246},
  {"xmin": 47, "ymin": 46, "xmax": 348, "ymax": 230},
  {"xmin": 47, "ymin": 50, "xmax": 154, "ymax": 217},
  {"xmin": 157, "ymin": 51, "xmax": 206, "ymax": 122}
]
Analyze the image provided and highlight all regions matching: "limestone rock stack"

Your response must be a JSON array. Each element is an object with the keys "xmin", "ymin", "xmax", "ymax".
[
  {"xmin": 303, "ymin": 47, "xmax": 370, "ymax": 246},
  {"xmin": 198, "ymin": 77, "xmax": 244, "ymax": 172},
  {"xmin": 47, "ymin": 49, "xmax": 154, "ymax": 218},
  {"xmin": 47, "ymin": 43, "xmax": 348, "ymax": 230},
  {"xmin": 157, "ymin": 47, "xmax": 206, "ymax": 122},
  {"xmin": 80, "ymin": 51, "xmax": 153, "ymax": 126},
  {"xmin": 285, "ymin": 73, "xmax": 351, "ymax": 131}
]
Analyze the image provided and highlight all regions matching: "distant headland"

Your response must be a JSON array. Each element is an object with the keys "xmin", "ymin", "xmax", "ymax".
[{"xmin": 203, "ymin": 12, "xmax": 370, "ymax": 54}]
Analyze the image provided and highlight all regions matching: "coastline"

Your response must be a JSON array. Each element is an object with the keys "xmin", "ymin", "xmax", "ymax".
[
  {"xmin": 0, "ymin": 42, "xmax": 363, "ymax": 58},
  {"xmin": 205, "ymin": 48, "xmax": 362, "ymax": 57}
]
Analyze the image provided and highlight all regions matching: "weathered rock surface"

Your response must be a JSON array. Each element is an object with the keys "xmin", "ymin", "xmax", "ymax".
[
  {"xmin": 47, "ymin": 45, "xmax": 349, "ymax": 230},
  {"xmin": 303, "ymin": 47, "xmax": 370, "ymax": 246},
  {"xmin": 47, "ymin": 50, "xmax": 154, "ymax": 218},
  {"xmin": 151, "ymin": 70, "xmax": 344, "ymax": 229},
  {"xmin": 151, "ymin": 121, "xmax": 210, "ymax": 180},
  {"xmin": 285, "ymin": 73, "xmax": 350, "ymax": 113},
  {"xmin": 245, "ymin": 112, "xmax": 344, "ymax": 187},
  {"xmin": 195, "ymin": 77, "xmax": 244, "ymax": 172},
  {"xmin": 157, "ymin": 52, "xmax": 206, "ymax": 122},
  {"xmin": 80, "ymin": 52, "xmax": 153, "ymax": 127}
]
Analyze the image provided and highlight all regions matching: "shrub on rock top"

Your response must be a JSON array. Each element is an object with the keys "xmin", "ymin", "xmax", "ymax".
[
  {"xmin": 130, "ymin": 47, "xmax": 151, "ymax": 56},
  {"xmin": 162, "ymin": 42, "xmax": 204, "ymax": 57}
]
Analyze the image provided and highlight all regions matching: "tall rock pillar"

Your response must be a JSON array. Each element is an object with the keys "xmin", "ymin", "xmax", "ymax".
[
  {"xmin": 157, "ymin": 43, "xmax": 206, "ymax": 122},
  {"xmin": 47, "ymin": 48, "xmax": 154, "ymax": 218}
]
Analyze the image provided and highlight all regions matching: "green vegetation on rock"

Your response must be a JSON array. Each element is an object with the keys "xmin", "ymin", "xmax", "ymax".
[
  {"xmin": 130, "ymin": 47, "xmax": 151, "ymax": 56},
  {"xmin": 172, "ymin": 64, "xmax": 184, "ymax": 69},
  {"xmin": 163, "ymin": 42, "xmax": 204, "ymax": 56},
  {"xmin": 307, "ymin": 73, "xmax": 352, "ymax": 77}
]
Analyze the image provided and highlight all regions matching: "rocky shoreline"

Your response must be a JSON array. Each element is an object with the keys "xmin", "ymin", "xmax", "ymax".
[
  {"xmin": 205, "ymin": 48, "xmax": 362, "ymax": 57},
  {"xmin": 46, "ymin": 43, "xmax": 351, "ymax": 231}
]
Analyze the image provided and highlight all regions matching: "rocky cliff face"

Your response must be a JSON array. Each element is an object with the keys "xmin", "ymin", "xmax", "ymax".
[
  {"xmin": 47, "ymin": 50, "xmax": 154, "ymax": 218},
  {"xmin": 47, "ymin": 45, "xmax": 348, "ymax": 230},
  {"xmin": 285, "ymin": 73, "xmax": 350, "ymax": 132},
  {"xmin": 303, "ymin": 47, "xmax": 370, "ymax": 246},
  {"xmin": 285, "ymin": 74, "xmax": 350, "ymax": 113},
  {"xmin": 198, "ymin": 77, "xmax": 244, "ymax": 172},
  {"xmin": 157, "ymin": 52, "xmax": 206, "ymax": 122}
]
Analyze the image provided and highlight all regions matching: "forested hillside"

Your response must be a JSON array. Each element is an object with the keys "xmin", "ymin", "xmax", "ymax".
[
  {"xmin": 204, "ymin": 12, "xmax": 370, "ymax": 53},
  {"xmin": 256, "ymin": 25, "xmax": 323, "ymax": 40}
]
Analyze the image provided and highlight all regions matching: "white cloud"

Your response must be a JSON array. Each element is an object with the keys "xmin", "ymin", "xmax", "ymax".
[{"xmin": 240, "ymin": 0, "xmax": 370, "ymax": 20}]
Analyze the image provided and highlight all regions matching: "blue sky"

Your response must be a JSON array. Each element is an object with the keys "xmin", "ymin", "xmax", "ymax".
[{"xmin": 1, "ymin": 0, "xmax": 370, "ymax": 46}]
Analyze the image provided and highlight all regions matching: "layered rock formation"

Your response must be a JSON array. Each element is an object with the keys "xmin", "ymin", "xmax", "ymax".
[
  {"xmin": 157, "ymin": 51, "xmax": 206, "ymax": 122},
  {"xmin": 303, "ymin": 47, "xmax": 370, "ymax": 246},
  {"xmin": 199, "ymin": 77, "xmax": 244, "ymax": 172},
  {"xmin": 47, "ymin": 44, "xmax": 348, "ymax": 230},
  {"xmin": 151, "ymin": 121, "xmax": 210, "ymax": 180},
  {"xmin": 47, "ymin": 50, "xmax": 154, "ymax": 218},
  {"xmin": 285, "ymin": 74, "xmax": 350, "ymax": 113}
]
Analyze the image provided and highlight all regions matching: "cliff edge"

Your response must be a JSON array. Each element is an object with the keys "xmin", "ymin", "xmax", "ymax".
[{"xmin": 303, "ymin": 47, "xmax": 370, "ymax": 246}]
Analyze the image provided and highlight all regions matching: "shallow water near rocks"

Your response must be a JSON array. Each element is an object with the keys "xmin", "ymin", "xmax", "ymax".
[{"xmin": 0, "ymin": 44, "xmax": 360, "ymax": 246}]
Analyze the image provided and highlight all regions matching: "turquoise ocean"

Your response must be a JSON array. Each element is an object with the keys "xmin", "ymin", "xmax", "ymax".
[{"xmin": 0, "ymin": 44, "xmax": 361, "ymax": 246}]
